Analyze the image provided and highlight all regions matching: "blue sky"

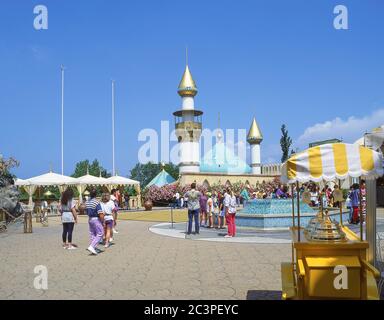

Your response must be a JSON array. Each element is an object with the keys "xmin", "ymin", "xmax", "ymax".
[{"xmin": 1, "ymin": 0, "xmax": 384, "ymax": 178}]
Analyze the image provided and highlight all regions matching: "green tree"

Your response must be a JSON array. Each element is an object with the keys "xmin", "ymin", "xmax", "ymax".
[
  {"xmin": 71, "ymin": 159, "xmax": 111, "ymax": 178},
  {"xmin": 280, "ymin": 124, "xmax": 293, "ymax": 163},
  {"xmin": 130, "ymin": 162, "xmax": 179, "ymax": 188},
  {"xmin": 0, "ymin": 155, "xmax": 19, "ymax": 187}
]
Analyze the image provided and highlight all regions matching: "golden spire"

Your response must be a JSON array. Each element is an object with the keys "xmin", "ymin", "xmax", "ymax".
[
  {"xmin": 178, "ymin": 51, "xmax": 198, "ymax": 97},
  {"xmin": 247, "ymin": 117, "xmax": 263, "ymax": 144}
]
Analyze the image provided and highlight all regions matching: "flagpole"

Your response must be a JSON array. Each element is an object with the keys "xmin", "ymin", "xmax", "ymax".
[
  {"xmin": 61, "ymin": 65, "xmax": 65, "ymax": 175},
  {"xmin": 112, "ymin": 80, "xmax": 115, "ymax": 176}
]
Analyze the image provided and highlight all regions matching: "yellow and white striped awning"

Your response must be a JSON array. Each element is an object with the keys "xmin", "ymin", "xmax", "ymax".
[{"xmin": 281, "ymin": 143, "xmax": 384, "ymax": 184}]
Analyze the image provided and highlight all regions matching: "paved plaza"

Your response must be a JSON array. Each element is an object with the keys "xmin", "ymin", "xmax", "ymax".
[
  {"xmin": 1, "ymin": 209, "xmax": 383, "ymax": 300},
  {"xmin": 0, "ymin": 216, "xmax": 291, "ymax": 300}
]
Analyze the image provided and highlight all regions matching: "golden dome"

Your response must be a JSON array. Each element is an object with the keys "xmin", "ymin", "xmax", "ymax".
[
  {"xmin": 247, "ymin": 117, "xmax": 263, "ymax": 144},
  {"xmin": 178, "ymin": 65, "xmax": 197, "ymax": 97}
]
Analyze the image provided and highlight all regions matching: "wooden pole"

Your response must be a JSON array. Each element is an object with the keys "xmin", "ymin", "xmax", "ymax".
[
  {"xmin": 320, "ymin": 184, "xmax": 324, "ymax": 219},
  {"xmin": 291, "ymin": 184, "xmax": 295, "ymax": 228},
  {"xmin": 366, "ymin": 179, "xmax": 376, "ymax": 264},
  {"xmin": 297, "ymin": 181, "xmax": 300, "ymax": 242},
  {"xmin": 338, "ymin": 179, "xmax": 343, "ymax": 225},
  {"xmin": 339, "ymin": 202, "xmax": 343, "ymax": 226},
  {"xmin": 359, "ymin": 177, "xmax": 363, "ymax": 241},
  {"xmin": 24, "ymin": 211, "xmax": 32, "ymax": 233},
  {"xmin": 291, "ymin": 184, "xmax": 295, "ymax": 266}
]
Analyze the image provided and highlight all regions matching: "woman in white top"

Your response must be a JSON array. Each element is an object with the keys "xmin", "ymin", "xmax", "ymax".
[
  {"xmin": 223, "ymin": 187, "xmax": 237, "ymax": 238},
  {"xmin": 59, "ymin": 189, "xmax": 78, "ymax": 249},
  {"xmin": 100, "ymin": 193, "xmax": 116, "ymax": 248}
]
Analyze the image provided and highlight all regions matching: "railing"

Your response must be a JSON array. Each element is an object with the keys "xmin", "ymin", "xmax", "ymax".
[
  {"xmin": 261, "ymin": 163, "xmax": 282, "ymax": 176},
  {"xmin": 175, "ymin": 121, "xmax": 202, "ymax": 131}
]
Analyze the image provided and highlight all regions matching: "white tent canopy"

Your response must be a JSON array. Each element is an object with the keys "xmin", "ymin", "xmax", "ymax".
[
  {"xmin": 14, "ymin": 178, "xmax": 30, "ymax": 186},
  {"xmin": 27, "ymin": 171, "xmax": 78, "ymax": 186},
  {"xmin": 107, "ymin": 175, "xmax": 140, "ymax": 186},
  {"xmin": 15, "ymin": 171, "xmax": 142, "ymax": 206},
  {"xmin": 75, "ymin": 174, "xmax": 112, "ymax": 203},
  {"xmin": 75, "ymin": 174, "xmax": 111, "ymax": 186},
  {"xmin": 16, "ymin": 171, "xmax": 77, "ymax": 205},
  {"xmin": 14, "ymin": 178, "xmax": 32, "ymax": 205}
]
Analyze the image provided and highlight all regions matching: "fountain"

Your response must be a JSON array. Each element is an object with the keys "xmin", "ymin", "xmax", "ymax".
[{"xmin": 236, "ymin": 198, "xmax": 349, "ymax": 229}]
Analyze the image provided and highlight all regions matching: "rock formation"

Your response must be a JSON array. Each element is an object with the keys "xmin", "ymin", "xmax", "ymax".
[{"xmin": 0, "ymin": 155, "xmax": 23, "ymax": 220}]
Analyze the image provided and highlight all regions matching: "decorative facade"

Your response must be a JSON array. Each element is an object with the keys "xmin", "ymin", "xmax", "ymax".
[{"xmin": 173, "ymin": 62, "xmax": 281, "ymax": 186}]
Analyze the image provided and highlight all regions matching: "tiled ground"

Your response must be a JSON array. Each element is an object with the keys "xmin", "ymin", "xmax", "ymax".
[
  {"xmin": 1, "ymin": 209, "xmax": 383, "ymax": 300},
  {"xmin": 0, "ymin": 216, "xmax": 290, "ymax": 299}
]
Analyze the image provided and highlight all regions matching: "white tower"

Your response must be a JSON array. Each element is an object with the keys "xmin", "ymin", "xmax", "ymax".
[
  {"xmin": 173, "ymin": 64, "xmax": 203, "ymax": 174},
  {"xmin": 247, "ymin": 117, "xmax": 263, "ymax": 174}
]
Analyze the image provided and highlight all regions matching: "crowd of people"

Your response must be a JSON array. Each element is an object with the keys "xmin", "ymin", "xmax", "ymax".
[
  {"xmin": 174, "ymin": 179, "xmax": 368, "ymax": 235},
  {"xmin": 172, "ymin": 181, "xmax": 290, "ymax": 210},
  {"xmin": 182, "ymin": 183, "xmax": 238, "ymax": 238},
  {"xmin": 58, "ymin": 179, "xmax": 367, "ymax": 249},
  {"xmin": 297, "ymin": 181, "xmax": 367, "ymax": 224},
  {"xmin": 59, "ymin": 188, "xmax": 121, "ymax": 255}
]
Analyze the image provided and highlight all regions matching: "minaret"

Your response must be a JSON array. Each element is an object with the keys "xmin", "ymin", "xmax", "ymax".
[
  {"xmin": 173, "ymin": 60, "xmax": 203, "ymax": 174},
  {"xmin": 247, "ymin": 117, "xmax": 263, "ymax": 174}
]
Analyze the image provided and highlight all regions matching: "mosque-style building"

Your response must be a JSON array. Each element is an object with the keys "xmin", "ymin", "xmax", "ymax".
[{"xmin": 172, "ymin": 62, "xmax": 281, "ymax": 187}]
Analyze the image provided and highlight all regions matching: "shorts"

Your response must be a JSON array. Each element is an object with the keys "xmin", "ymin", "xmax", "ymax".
[
  {"xmin": 104, "ymin": 219, "xmax": 114, "ymax": 228},
  {"xmin": 207, "ymin": 211, "xmax": 213, "ymax": 217},
  {"xmin": 218, "ymin": 209, "xmax": 225, "ymax": 217},
  {"xmin": 200, "ymin": 208, "xmax": 207, "ymax": 214}
]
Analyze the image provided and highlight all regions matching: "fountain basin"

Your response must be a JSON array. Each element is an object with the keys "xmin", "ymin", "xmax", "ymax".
[{"xmin": 236, "ymin": 199, "xmax": 349, "ymax": 229}]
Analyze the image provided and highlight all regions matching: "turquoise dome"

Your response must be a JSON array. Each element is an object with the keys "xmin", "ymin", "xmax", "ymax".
[{"xmin": 200, "ymin": 142, "xmax": 251, "ymax": 174}]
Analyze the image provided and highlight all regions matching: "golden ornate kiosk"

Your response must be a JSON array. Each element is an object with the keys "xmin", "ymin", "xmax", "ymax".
[{"xmin": 280, "ymin": 143, "xmax": 383, "ymax": 300}]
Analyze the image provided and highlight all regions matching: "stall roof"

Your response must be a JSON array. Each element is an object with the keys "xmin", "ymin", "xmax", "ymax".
[
  {"xmin": 75, "ymin": 174, "xmax": 110, "ymax": 185},
  {"xmin": 107, "ymin": 175, "xmax": 140, "ymax": 186},
  {"xmin": 23, "ymin": 171, "xmax": 78, "ymax": 186},
  {"xmin": 281, "ymin": 143, "xmax": 383, "ymax": 184}
]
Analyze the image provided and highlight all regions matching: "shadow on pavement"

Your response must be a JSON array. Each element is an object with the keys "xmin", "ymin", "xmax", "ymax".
[{"xmin": 246, "ymin": 290, "xmax": 282, "ymax": 300}]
